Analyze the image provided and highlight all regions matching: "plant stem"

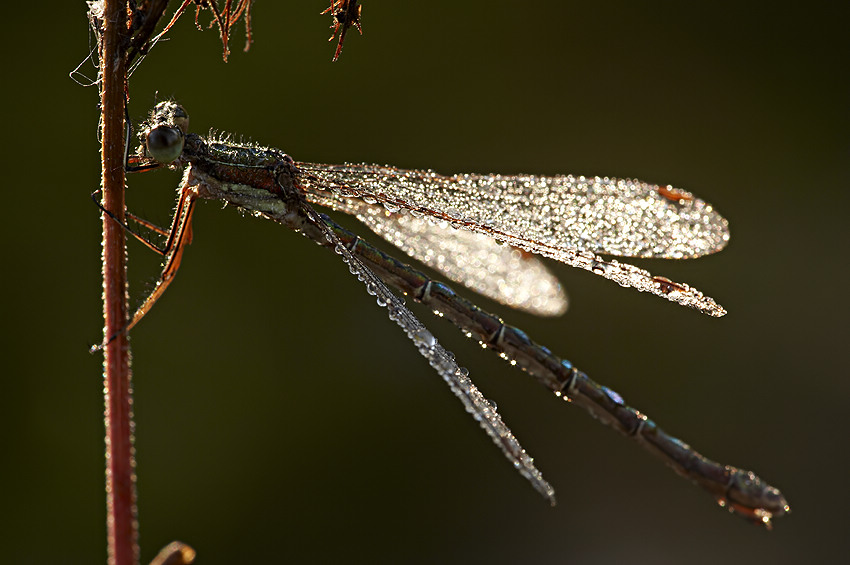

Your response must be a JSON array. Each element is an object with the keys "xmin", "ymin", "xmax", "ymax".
[{"xmin": 99, "ymin": 1, "xmax": 138, "ymax": 564}]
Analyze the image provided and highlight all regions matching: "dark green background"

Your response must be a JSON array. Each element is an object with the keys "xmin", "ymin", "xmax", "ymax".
[{"xmin": 3, "ymin": 1, "xmax": 846, "ymax": 563}]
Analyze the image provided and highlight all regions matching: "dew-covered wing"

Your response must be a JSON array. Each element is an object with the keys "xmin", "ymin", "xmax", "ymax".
[
  {"xmin": 303, "ymin": 187, "xmax": 568, "ymax": 317},
  {"xmin": 295, "ymin": 163, "xmax": 729, "ymax": 316}
]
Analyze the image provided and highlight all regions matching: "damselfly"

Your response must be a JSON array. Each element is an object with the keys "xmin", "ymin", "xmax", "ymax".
[{"xmin": 100, "ymin": 101, "xmax": 789, "ymax": 528}]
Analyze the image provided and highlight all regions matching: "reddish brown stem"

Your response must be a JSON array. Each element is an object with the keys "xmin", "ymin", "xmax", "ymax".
[{"xmin": 100, "ymin": 1, "xmax": 138, "ymax": 564}]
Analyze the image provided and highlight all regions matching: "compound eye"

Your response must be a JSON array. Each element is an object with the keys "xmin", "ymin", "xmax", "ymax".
[{"xmin": 146, "ymin": 125, "xmax": 184, "ymax": 164}]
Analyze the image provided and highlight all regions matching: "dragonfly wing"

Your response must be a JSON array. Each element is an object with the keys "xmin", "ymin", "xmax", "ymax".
[
  {"xmin": 302, "ymin": 187, "xmax": 568, "ymax": 316},
  {"xmin": 355, "ymin": 205, "xmax": 568, "ymax": 317},
  {"xmin": 297, "ymin": 201, "xmax": 557, "ymax": 504},
  {"xmin": 296, "ymin": 163, "xmax": 729, "ymax": 316},
  {"xmin": 297, "ymin": 163, "xmax": 729, "ymax": 259}
]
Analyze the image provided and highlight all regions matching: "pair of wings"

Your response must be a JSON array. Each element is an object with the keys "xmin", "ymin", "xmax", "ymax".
[{"xmin": 295, "ymin": 162, "xmax": 730, "ymax": 317}]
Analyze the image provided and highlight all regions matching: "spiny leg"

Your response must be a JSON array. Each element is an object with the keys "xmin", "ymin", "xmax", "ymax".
[
  {"xmin": 90, "ymin": 180, "xmax": 198, "ymax": 352},
  {"xmin": 125, "ymin": 183, "xmax": 197, "ymax": 333}
]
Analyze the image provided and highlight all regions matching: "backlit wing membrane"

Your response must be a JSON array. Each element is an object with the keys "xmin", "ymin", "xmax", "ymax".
[
  {"xmin": 297, "ymin": 163, "xmax": 729, "ymax": 316},
  {"xmin": 306, "ymin": 188, "xmax": 568, "ymax": 316}
]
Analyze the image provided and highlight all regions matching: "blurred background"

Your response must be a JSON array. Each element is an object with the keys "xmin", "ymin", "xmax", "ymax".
[{"xmin": 1, "ymin": 1, "xmax": 846, "ymax": 563}]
